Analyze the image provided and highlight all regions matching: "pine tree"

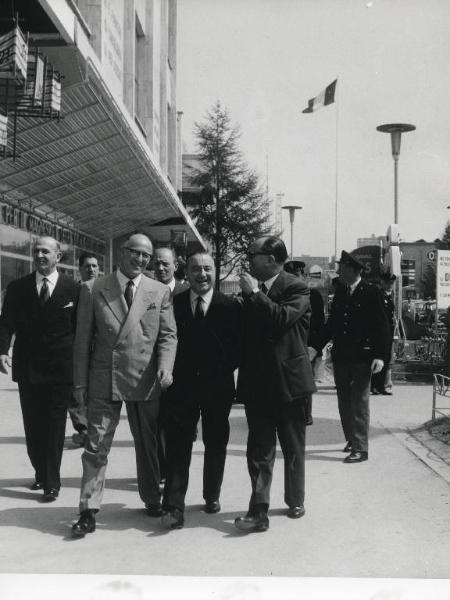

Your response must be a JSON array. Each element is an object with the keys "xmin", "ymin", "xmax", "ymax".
[
  {"xmin": 421, "ymin": 263, "xmax": 436, "ymax": 299},
  {"xmin": 185, "ymin": 102, "xmax": 272, "ymax": 287}
]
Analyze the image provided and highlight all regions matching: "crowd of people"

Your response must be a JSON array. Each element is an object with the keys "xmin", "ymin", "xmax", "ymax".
[{"xmin": 0, "ymin": 234, "xmax": 391, "ymax": 536}]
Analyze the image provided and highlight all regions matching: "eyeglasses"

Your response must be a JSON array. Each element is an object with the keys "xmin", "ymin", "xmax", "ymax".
[
  {"xmin": 123, "ymin": 248, "xmax": 152, "ymax": 261},
  {"xmin": 247, "ymin": 251, "xmax": 272, "ymax": 259}
]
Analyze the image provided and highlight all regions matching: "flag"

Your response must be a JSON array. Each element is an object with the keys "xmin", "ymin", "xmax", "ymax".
[{"xmin": 302, "ymin": 79, "xmax": 337, "ymax": 114}]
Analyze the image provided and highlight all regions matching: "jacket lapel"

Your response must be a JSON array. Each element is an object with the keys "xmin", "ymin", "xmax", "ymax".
[
  {"xmin": 100, "ymin": 274, "xmax": 127, "ymax": 324},
  {"xmin": 119, "ymin": 277, "xmax": 156, "ymax": 340}
]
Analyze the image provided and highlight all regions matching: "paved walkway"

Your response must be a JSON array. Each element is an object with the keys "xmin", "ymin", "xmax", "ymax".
[{"xmin": 0, "ymin": 373, "xmax": 449, "ymax": 598}]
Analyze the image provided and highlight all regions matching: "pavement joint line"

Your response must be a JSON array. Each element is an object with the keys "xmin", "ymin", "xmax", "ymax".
[{"xmin": 383, "ymin": 424, "xmax": 450, "ymax": 486}]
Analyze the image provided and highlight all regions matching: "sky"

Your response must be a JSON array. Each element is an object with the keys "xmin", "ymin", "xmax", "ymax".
[{"xmin": 176, "ymin": 0, "xmax": 450, "ymax": 259}]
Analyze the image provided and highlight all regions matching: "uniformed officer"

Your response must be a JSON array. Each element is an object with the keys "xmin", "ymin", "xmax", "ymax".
[{"xmin": 314, "ymin": 251, "xmax": 389, "ymax": 463}]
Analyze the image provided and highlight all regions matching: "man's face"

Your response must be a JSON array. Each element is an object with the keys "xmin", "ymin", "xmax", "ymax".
[
  {"xmin": 247, "ymin": 240, "xmax": 272, "ymax": 280},
  {"xmin": 337, "ymin": 261, "xmax": 358, "ymax": 285},
  {"xmin": 119, "ymin": 234, "xmax": 153, "ymax": 279},
  {"xmin": 153, "ymin": 248, "xmax": 177, "ymax": 285},
  {"xmin": 33, "ymin": 237, "xmax": 61, "ymax": 276},
  {"xmin": 187, "ymin": 253, "xmax": 215, "ymax": 295},
  {"xmin": 79, "ymin": 257, "xmax": 99, "ymax": 282}
]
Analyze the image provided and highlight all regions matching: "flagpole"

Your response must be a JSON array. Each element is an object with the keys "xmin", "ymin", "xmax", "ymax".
[{"xmin": 334, "ymin": 78, "xmax": 339, "ymax": 264}]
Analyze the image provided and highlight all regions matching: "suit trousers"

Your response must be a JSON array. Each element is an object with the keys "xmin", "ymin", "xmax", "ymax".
[
  {"xmin": 163, "ymin": 385, "xmax": 232, "ymax": 512},
  {"xmin": 333, "ymin": 361, "xmax": 371, "ymax": 453},
  {"xmin": 245, "ymin": 400, "xmax": 306, "ymax": 513},
  {"xmin": 79, "ymin": 396, "xmax": 160, "ymax": 511},
  {"xmin": 18, "ymin": 379, "xmax": 71, "ymax": 490}
]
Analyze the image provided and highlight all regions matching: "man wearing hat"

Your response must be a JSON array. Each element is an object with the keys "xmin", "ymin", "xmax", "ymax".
[
  {"xmin": 313, "ymin": 251, "xmax": 389, "ymax": 463},
  {"xmin": 371, "ymin": 272, "xmax": 396, "ymax": 395},
  {"xmin": 284, "ymin": 260, "xmax": 325, "ymax": 425}
]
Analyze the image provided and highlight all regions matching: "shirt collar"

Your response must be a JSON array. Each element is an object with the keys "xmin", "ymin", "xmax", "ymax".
[
  {"xmin": 349, "ymin": 276, "xmax": 361, "ymax": 294},
  {"xmin": 167, "ymin": 278, "xmax": 176, "ymax": 292},
  {"xmin": 36, "ymin": 270, "xmax": 59, "ymax": 286},
  {"xmin": 261, "ymin": 272, "xmax": 280, "ymax": 293},
  {"xmin": 116, "ymin": 268, "xmax": 142, "ymax": 289},
  {"xmin": 190, "ymin": 287, "xmax": 214, "ymax": 309}
]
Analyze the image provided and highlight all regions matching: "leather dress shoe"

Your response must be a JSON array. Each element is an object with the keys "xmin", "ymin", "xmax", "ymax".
[
  {"xmin": 146, "ymin": 503, "xmax": 163, "ymax": 517},
  {"xmin": 72, "ymin": 510, "xmax": 96, "ymax": 538},
  {"xmin": 234, "ymin": 511, "xmax": 269, "ymax": 533},
  {"xmin": 204, "ymin": 500, "xmax": 221, "ymax": 514},
  {"xmin": 371, "ymin": 388, "xmax": 380, "ymax": 395},
  {"xmin": 306, "ymin": 417, "xmax": 314, "ymax": 426},
  {"xmin": 30, "ymin": 481, "xmax": 43, "ymax": 491},
  {"xmin": 287, "ymin": 505, "xmax": 305, "ymax": 519},
  {"xmin": 344, "ymin": 451, "xmax": 368, "ymax": 463},
  {"xmin": 43, "ymin": 488, "xmax": 59, "ymax": 501},
  {"xmin": 342, "ymin": 441, "xmax": 353, "ymax": 453},
  {"xmin": 379, "ymin": 389, "xmax": 393, "ymax": 395},
  {"xmin": 161, "ymin": 508, "xmax": 184, "ymax": 529}
]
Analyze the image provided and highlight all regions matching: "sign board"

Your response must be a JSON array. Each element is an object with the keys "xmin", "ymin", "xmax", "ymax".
[
  {"xmin": 350, "ymin": 245, "xmax": 382, "ymax": 279},
  {"xmin": 427, "ymin": 250, "xmax": 437, "ymax": 262},
  {"xmin": 0, "ymin": 113, "xmax": 7, "ymax": 148},
  {"xmin": 436, "ymin": 250, "xmax": 450, "ymax": 310},
  {"xmin": 0, "ymin": 27, "xmax": 28, "ymax": 83}
]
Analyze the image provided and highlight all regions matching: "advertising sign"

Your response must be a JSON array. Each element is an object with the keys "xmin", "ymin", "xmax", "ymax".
[
  {"xmin": 0, "ymin": 27, "xmax": 28, "ymax": 83},
  {"xmin": 436, "ymin": 250, "xmax": 450, "ymax": 310}
]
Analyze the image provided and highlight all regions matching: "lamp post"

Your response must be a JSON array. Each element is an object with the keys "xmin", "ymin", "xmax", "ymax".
[
  {"xmin": 282, "ymin": 205, "xmax": 302, "ymax": 259},
  {"xmin": 376, "ymin": 123, "xmax": 416, "ymax": 224}
]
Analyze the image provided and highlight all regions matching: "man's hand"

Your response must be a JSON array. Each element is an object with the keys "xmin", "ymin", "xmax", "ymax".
[
  {"xmin": 73, "ymin": 387, "xmax": 87, "ymax": 405},
  {"xmin": 0, "ymin": 354, "xmax": 10, "ymax": 375},
  {"xmin": 157, "ymin": 369, "xmax": 173, "ymax": 390},
  {"xmin": 371, "ymin": 359, "xmax": 384, "ymax": 374},
  {"xmin": 239, "ymin": 272, "xmax": 259, "ymax": 296}
]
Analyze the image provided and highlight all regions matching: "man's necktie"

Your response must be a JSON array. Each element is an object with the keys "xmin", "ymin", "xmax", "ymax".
[
  {"xmin": 39, "ymin": 277, "xmax": 50, "ymax": 306},
  {"xmin": 124, "ymin": 280, "xmax": 134, "ymax": 310},
  {"xmin": 260, "ymin": 282, "xmax": 268, "ymax": 295},
  {"xmin": 195, "ymin": 295, "xmax": 204, "ymax": 319}
]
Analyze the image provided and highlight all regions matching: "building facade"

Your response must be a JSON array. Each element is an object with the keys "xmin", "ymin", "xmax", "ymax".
[{"xmin": 0, "ymin": 0, "xmax": 204, "ymax": 301}]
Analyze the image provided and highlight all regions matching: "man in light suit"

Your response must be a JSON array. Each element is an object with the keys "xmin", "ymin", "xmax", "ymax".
[
  {"xmin": 0, "ymin": 236, "xmax": 79, "ymax": 501},
  {"xmin": 71, "ymin": 233, "xmax": 177, "ymax": 538},
  {"xmin": 235, "ymin": 236, "xmax": 316, "ymax": 533}
]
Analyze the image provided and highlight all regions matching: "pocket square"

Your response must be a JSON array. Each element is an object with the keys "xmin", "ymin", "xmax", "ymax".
[
  {"xmin": 147, "ymin": 303, "xmax": 157, "ymax": 310},
  {"xmin": 64, "ymin": 302, "xmax": 74, "ymax": 308}
]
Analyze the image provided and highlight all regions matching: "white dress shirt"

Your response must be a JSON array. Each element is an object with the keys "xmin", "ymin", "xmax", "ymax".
[
  {"xmin": 190, "ymin": 288, "xmax": 214, "ymax": 317},
  {"xmin": 116, "ymin": 269, "xmax": 142, "ymax": 301},
  {"xmin": 36, "ymin": 270, "xmax": 59, "ymax": 297}
]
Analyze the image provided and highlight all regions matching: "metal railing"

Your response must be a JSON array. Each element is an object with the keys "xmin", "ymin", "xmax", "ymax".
[{"xmin": 432, "ymin": 373, "xmax": 450, "ymax": 421}]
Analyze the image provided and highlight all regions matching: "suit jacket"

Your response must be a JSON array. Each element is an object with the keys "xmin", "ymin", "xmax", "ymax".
[
  {"xmin": 237, "ymin": 270, "xmax": 316, "ymax": 405},
  {"xmin": 0, "ymin": 272, "xmax": 79, "ymax": 384},
  {"xmin": 308, "ymin": 287, "xmax": 325, "ymax": 349},
  {"xmin": 172, "ymin": 279, "xmax": 189, "ymax": 297},
  {"xmin": 318, "ymin": 279, "xmax": 389, "ymax": 364},
  {"xmin": 73, "ymin": 272, "xmax": 177, "ymax": 402},
  {"xmin": 167, "ymin": 289, "xmax": 240, "ymax": 400}
]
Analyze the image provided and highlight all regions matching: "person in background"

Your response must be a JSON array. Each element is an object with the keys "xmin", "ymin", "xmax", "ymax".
[
  {"xmin": 371, "ymin": 272, "xmax": 396, "ymax": 396},
  {"xmin": 69, "ymin": 252, "xmax": 101, "ymax": 448},
  {"xmin": 71, "ymin": 233, "xmax": 177, "ymax": 538},
  {"xmin": 152, "ymin": 247, "xmax": 189, "ymax": 486},
  {"xmin": 234, "ymin": 236, "xmax": 315, "ymax": 533},
  {"xmin": 313, "ymin": 251, "xmax": 389, "ymax": 464},
  {"xmin": 0, "ymin": 236, "xmax": 79, "ymax": 501},
  {"xmin": 284, "ymin": 259, "xmax": 325, "ymax": 424}
]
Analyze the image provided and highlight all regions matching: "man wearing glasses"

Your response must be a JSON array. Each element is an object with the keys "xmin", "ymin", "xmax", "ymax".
[
  {"xmin": 234, "ymin": 236, "xmax": 315, "ymax": 533},
  {"xmin": 71, "ymin": 233, "xmax": 177, "ymax": 537}
]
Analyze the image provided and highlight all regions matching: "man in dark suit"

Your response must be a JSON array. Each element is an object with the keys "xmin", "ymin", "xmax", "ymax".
[
  {"xmin": 234, "ymin": 236, "xmax": 316, "ymax": 533},
  {"xmin": 161, "ymin": 251, "xmax": 241, "ymax": 529},
  {"xmin": 152, "ymin": 246, "xmax": 189, "ymax": 485},
  {"xmin": 284, "ymin": 259, "xmax": 325, "ymax": 424},
  {"xmin": 71, "ymin": 233, "xmax": 177, "ymax": 538},
  {"xmin": 314, "ymin": 250, "xmax": 389, "ymax": 463},
  {"xmin": 371, "ymin": 272, "xmax": 396, "ymax": 395},
  {"xmin": 0, "ymin": 236, "xmax": 79, "ymax": 501}
]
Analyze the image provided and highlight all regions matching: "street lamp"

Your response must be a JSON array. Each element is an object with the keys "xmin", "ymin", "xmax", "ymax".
[
  {"xmin": 376, "ymin": 123, "xmax": 416, "ymax": 224},
  {"xmin": 282, "ymin": 205, "xmax": 302, "ymax": 259}
]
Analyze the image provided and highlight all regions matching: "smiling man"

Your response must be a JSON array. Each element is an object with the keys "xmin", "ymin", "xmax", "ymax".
[
  {"xmin": 161, "ymin": 251, "xmax": 241, "ymax": 530},
  {"xmin": 0, "ymin": 236, "xmax": 79, "ymax": 501},
  {"xmin": 71, "ymin": 233, "xmax": 177, "ymax": 538}
]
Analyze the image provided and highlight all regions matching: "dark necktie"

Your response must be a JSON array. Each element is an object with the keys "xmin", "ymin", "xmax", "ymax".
[
  {"xmin": 260, "ymin": 282, "xmax": 268, "ymax": 295},
  {"xmin": 195, "ymin": 296, "xmax": 204, "ymax": 319},
  {"xmin": 39, "ymin": 277, "xmax": 50, "ymax": 306},
  {"xmin": 124, "ymin": 280, "xmax": 134, "ymax": 310}
]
